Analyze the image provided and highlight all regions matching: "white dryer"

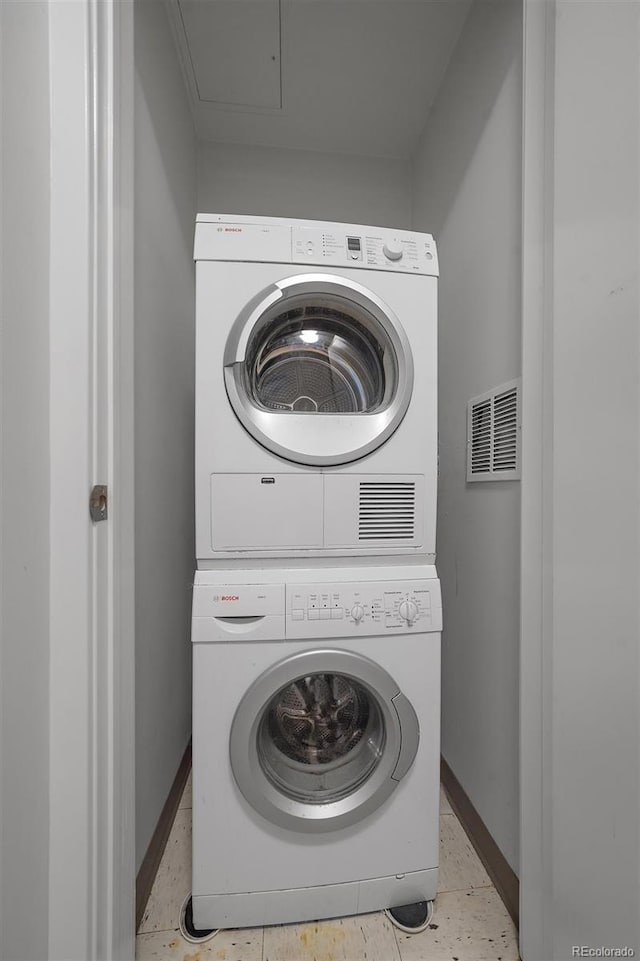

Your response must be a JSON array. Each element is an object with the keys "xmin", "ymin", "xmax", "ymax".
[
  {"xmin": 191, "ymin": 565, "xmax": 442, "ymax": 930},
  {"xmin": 194, "ymin": 215, "xmax": 438, "ymax": 565}
]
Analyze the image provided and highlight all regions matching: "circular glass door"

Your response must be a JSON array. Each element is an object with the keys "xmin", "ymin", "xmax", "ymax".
[
  {"xmin": 245, "ymin": 293, "xmax": 394, "ymax": 415},
  {"xmin": 229, "ymin": 649, "xmax": 419, "ymax": 833},
  {"xmin": 258, "ymin": 673, "xmax": 385, "ymax": 805},
  {"xmin": 223, "ymin": 275, "xmax": 414, "ymax": 466}
]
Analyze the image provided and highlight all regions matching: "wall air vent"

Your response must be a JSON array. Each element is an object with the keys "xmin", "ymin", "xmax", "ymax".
[
  {"xmin": 358, "ymin": 482, "xmax": 416, "ymax": 541},
  {"xmin": 467, "ymin": 379, "xmax": 521, "ymax": 482}
]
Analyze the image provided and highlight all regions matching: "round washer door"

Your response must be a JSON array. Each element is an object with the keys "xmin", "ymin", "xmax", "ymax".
[
  {"xmin": 223, "ymin": 274, "xmax": 414, "ymax": 466},
  {"xmin": 229, "ymin": 649, "xmax": 420, "ymax": 833}
]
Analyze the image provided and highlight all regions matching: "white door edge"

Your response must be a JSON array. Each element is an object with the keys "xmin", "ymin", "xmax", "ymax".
[
  {"xmin": 47, "ymin": 1, "xmax": 135, "ymax": 959},
  {"xmin": 520, "ymin": 1, "xmax": 555, "ymax": 959}
]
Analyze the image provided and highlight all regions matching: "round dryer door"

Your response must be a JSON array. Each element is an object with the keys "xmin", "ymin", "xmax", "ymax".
[
  {"xmin": 223, "ymin": 274, "xmax": 414, "ymax": 466},
  {"xmin": 229, "ymin": 649, "xmax": 420, "ymax": 832}
]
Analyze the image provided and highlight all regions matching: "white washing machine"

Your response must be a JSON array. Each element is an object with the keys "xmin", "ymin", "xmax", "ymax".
[
  {"xmin": 191, "ymin": 565, "xmax": 441, "ymax": 930},
  {"xmin": 194, "ymin": 214, "xmax": 438, "ymax": 565}
]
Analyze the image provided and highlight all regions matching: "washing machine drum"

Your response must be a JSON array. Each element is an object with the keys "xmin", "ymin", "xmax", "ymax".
[
  {"xmin": 260, "ymin": 673, "xmax": 383, "ymax": 803},
  {"xmin": 223, "ymin": 275, "xmax": 414, "ymax": 466},
  {"xmin": 229, "ymin": 649, "xmax": 420, "ymax": 833}
]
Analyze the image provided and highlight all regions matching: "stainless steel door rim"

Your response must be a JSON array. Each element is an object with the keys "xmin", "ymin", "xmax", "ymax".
[
  {"xmin": 223, "ymin": 275, "xmax": 414, "ymax": 466},
  {"xmin": 229, "ymin": 649, "xmax": 420, "ymax": 833}
]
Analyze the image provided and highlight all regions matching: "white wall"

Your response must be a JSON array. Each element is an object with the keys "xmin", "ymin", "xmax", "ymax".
[
  {"xmin": 198, "ymin": 142, "xmax": 411, "ymax": 228},
  {"xmin": 520, "ymin": 3, "xmax": 640, "ymax": 958},
  {"xmin": 134, "ymin": 0, "xmax": 197, "ymax": 871},
  {"xmin": 412, "ymin": 0, "xmax": 522, "ymax": 872},
  {"xmin": 0, "ymin": 3, "xmax": 51, "ymax": 958}
]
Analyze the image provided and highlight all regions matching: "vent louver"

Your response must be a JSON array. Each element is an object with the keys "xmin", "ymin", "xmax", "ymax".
[
  {"xmin": 467, "ymin": 379, "xmax": 521, "ymax": 482},
  {"xmin": 358, "ymin": 482, "xmax": 416, "ymax": 541}
]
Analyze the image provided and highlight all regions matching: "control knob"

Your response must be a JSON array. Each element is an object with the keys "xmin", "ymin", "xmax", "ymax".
[
  {"xmin": 351, "ymin": 603, "xmax": 365, "ymax": 623},
  {"xmin": 382, "ymin": 242, "xmax": 403, "ymax": 262},
  {"xmin": 399, "ymin": 600, "xmax": 418, "ymax": 625}
]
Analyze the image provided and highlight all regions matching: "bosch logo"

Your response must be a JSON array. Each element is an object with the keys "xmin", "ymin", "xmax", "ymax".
[
  {"xmin": 221, "ymin": 595, "xmax": 239, "ymax": 601},
  {"xmin": 224, "ymin": 228, "xmax": 242, "ymax": 233}
]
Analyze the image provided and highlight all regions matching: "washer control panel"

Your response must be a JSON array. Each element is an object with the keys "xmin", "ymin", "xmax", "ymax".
[
  {"xmin": 286, "ymin": 579, "xmax": 442, "ymax": 637},
  {"xmin": 291, "ymin": 226, "xmax": 438, "ymax": 276}
]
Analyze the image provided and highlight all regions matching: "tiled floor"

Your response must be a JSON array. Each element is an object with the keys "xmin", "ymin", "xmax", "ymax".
[{"xmin": 137, "ymin": 775, "xmax": 519, "ymax": 961}]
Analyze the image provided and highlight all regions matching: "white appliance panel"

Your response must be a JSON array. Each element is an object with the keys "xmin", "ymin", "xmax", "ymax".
[
  {"xmin": 192, "ymin": 581, "xmax": 284, "ymax": 618},
  {"xmin": 193, "ymin": 869, "xmax": 437, "ymax": 930},
  {"xmin": 194, "ymin": 221, "xmax": 290, "ymax": 262},
  {"xmin": 211, "ymin": 473, "xmax": 323, "ymax": 549},
  {"xmin": 323, "ymin": 473, "xmax": 425, "ymax": 550}
]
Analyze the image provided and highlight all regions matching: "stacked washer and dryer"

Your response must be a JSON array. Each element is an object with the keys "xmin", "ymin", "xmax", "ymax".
[{"xmin": 191, "ymin": 214, "xmax": 442, "ymax": 931}]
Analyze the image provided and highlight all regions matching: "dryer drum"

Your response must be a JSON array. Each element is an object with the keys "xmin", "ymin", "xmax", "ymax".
[
  {"xmin": 244, "ymin": 298, "xmax": 397, "ymax": 415},
  {"xmin": 223, "ymin": 276, "xmax": 415, "ymax": 466}
]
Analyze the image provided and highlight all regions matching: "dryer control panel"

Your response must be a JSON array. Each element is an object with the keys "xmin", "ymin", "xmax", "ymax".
[
  {"xmin": 286, "ymin": 579, "xmax": 442, "ymax": 637},
  {"xmin": 194, "ymin": 216, "xmax": 439, "ymax": 277},
  {"xmin": 291, "ymin": 226, "xmax": 438, "ymax": 275}
]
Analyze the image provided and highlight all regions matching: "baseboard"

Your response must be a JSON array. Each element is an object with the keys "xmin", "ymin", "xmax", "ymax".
[
  {"xmin": 136, "ymin": 741, "xmax": 192, "ymax": 931},
  {"xmin": 440, "ymin": 757, "xmax": 519, "ymax": 927}
]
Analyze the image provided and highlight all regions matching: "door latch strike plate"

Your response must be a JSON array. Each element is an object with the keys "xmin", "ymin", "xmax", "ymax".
[{"xmin": 90, "ymin": 484, "xmax": 108, "ymax": 522}]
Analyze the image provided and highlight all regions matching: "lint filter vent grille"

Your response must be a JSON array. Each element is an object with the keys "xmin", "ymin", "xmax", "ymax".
[
  {"xmin": 467, "ymin": 379, "xmax": 521, "ymax": 482},
  {"xmin": 358, "ymin": 482, "xmax": 416, "ymax": 540}
]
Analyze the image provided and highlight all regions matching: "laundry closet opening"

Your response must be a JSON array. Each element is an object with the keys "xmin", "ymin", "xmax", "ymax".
[{"xmin": 134, "ymin": 0, "xmax": 522, "ymax": 945}]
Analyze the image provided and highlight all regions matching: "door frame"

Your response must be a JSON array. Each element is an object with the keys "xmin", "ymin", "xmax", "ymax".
[
  {"xmin": 52, "ymin": 0, "xmax": 553, "ymax": 955},
  {"xmin": 519, "ymin": 1, "xmax": 555, "ymax": 958},
  {"xmin": 47, "ymin": 0, "xmax": 135, "ymax": 958}
]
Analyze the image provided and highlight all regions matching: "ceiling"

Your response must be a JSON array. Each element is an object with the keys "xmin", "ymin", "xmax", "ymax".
[{"xmin": 168, "ymin": 0, "xmax": 472, "ymax": 160}]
